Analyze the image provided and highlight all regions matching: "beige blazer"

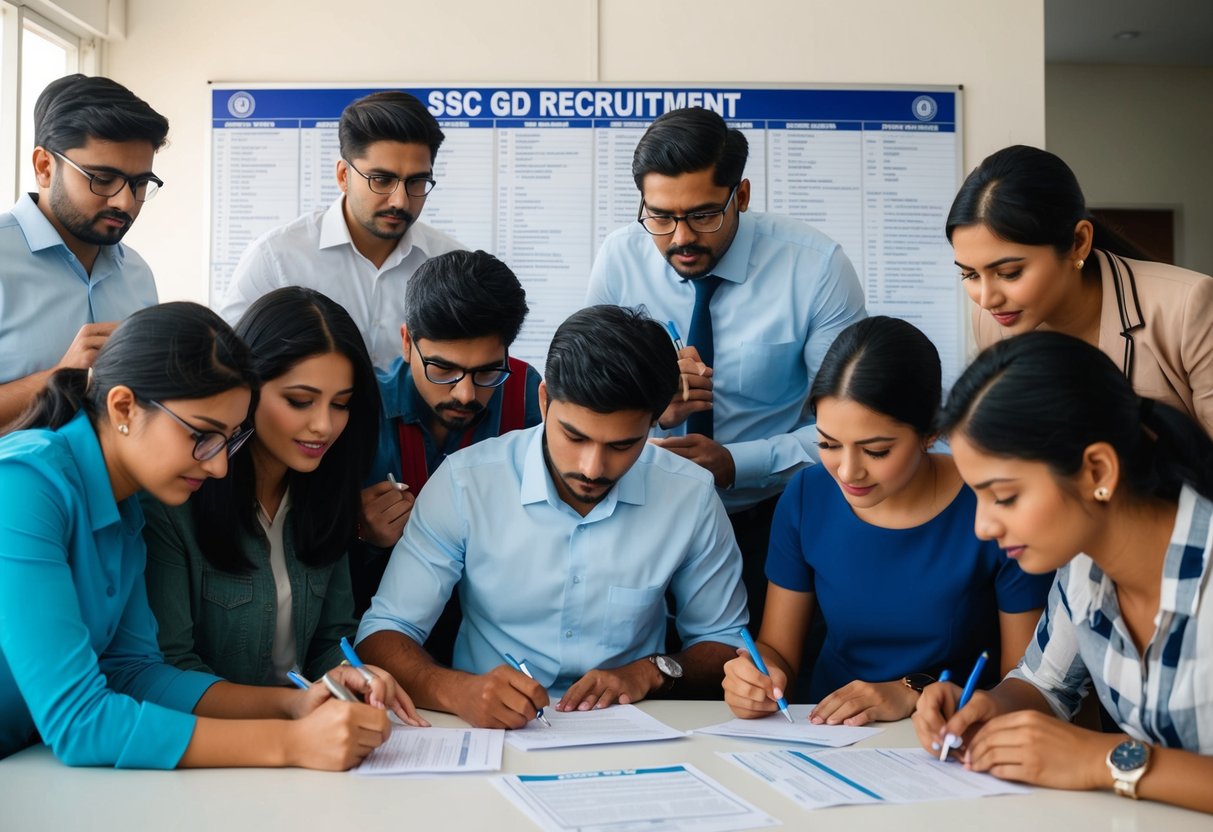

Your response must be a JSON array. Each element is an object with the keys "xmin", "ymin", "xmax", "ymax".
[{"xmin": 974, "ymin": 249, "xmax": 1213, "ymax": 436}]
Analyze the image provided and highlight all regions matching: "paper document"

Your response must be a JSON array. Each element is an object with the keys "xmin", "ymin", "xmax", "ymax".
[
  {"xmin": 493, "ymin": 763, "xmax": 779, "ymax": 832},
  {"xmin": 695, "ymin": 705, "xmax": 882, "ymax": 747},
  {"xmin": 354, "ymin": 726, "xmax": 504, "ymax": 775},
  {"xmin": 505, "ymin": 703, "xmax": 684, "ymax": 751},
  {"xmin": 725, "ymin": 747, "xmax": 1030, "ymax": 809}
]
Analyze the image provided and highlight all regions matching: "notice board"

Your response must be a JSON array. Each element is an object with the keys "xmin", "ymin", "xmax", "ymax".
[{"xmin": 209, "ymin": 84, "xmax": 964, "ymax": 379}]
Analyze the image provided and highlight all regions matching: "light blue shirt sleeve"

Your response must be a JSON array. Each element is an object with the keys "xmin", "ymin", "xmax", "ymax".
[
  {"xmin": 0, "ymin": 458, "xmax": 216, "ymax": 768},
  {"xmin": 356, "ymin": 460, "xmax": 465, "ymax": 647},
  {"xmin": 670, "ymin": 484, "xmax": 749, "ymax": 648}
]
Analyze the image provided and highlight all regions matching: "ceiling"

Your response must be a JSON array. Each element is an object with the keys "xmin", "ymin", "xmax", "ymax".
[{"xmin": 1046, "ymin": 0, "xmax": 1213, "ymax": 66}]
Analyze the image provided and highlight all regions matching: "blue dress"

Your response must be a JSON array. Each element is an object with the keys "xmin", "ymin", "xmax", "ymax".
[
  {"xmin": 0, "ymin": 411, "xmax": 219, "ymax": 766},
  {"xmin": 765, "ymin": 464, "xmax": 1054, "ymax": 701}
]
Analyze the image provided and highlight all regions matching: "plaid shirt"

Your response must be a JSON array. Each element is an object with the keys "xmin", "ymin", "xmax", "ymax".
[{"xmin": 1007, "ymin": 484, "xmax": 1213, "ymax": 752}]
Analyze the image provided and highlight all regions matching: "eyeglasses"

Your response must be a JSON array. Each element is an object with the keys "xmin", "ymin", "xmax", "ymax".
[
  {"xmin": 415, "ymin": 345, "xmax": 511, "ymax": 388},
  {"xmin": 344, "ymin": 158, "xmax": 436, "ymax": 197},
  {"xmin": 52, "ymin": 150, "xmax": 164, "ymax": 202},
  {"xmin": 637, "ymin": 185, "xmax": 739, "ymax": 236},
  {"xmin": 146, "ymin": 399, "xmax": 254, "ymax": 461}
]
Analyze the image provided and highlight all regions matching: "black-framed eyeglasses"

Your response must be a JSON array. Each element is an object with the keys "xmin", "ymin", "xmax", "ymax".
[
  {"xmin": 637, "ymin": 184, "xmax": 739, "ymax": 236},
  {"xmin": 52, "ymin": 150, "xmax": 164, "ymax": 202},
  {"xmin": 146, "ymin": 399, "xmax": 254, "ymax": 461},
  {"xmin": 344, "ymin": 158, "xmax": 436, "ymax": 197},
  {"xmin": 415, "ymin": 345, "xmax": 511, "ymax": 388}
]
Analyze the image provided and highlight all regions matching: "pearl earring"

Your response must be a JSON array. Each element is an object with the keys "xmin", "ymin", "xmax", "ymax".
[
  {"xmin": 117, "ymin": 424, "xmax": 130, "ymax": 435},
  {"xmin": 1093, "ymin": 486, "xmax": 1111, "ymax": 502},
  {"xmin": 1076, "ymin": 258, "xmax": 1085, "ymax": 270}
]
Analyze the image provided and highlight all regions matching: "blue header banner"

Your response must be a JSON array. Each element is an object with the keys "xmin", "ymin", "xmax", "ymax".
[{"xmin": 212, "ymin": 86, "xmax": 957, "ymax": 126}]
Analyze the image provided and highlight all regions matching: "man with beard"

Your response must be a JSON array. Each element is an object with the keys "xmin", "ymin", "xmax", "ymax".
[
  {"xmin": 352, "ymin": 249, "xmax": 542, "ymax": 638},
  {"xmin": 0, "ymin": 75, "xmax": 167, "ymax": 427},
  {"xmin": 358, "ymin": 305, "xmax": 748, "ymax": 729},
  {"xmin": 586, "ymin": 107, "xmax": 866, "ymax": 633},
  {"xmin": 217, "ymin": 91, "xmax": 462, "ymax": 370}
]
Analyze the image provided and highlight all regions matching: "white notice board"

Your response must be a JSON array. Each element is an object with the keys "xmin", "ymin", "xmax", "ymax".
[{"xmin": 209, "ymin": 84, "xmax": 964, "ymax": 381}]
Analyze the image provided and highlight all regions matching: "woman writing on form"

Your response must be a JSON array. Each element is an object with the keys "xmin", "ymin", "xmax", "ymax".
[
  {"xmin": 949, "ymin": 144, "xmax": 1213, "ymax": 435},
  {"xmin": 0, "ymin": 303, "xmax": 416, "ymax": 769},
  {"xmin": 723, "ymin": 316, "xmax": 1051, "ymax": 725},
  {"xmin": 143, "ymin": 288, "xmax": 410, "ymax": 693},
  {"xmin": 915, "ymin": 332, "xmax": 1213, "ymax": 814}
]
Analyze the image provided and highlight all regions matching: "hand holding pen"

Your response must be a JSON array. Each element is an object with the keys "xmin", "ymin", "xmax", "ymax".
[
  {"xmin": 656, "ymin": 320, "xmax": 713, "ymax": 430},
  {"xmin": 357, "ymin": 472, "xmax": 414, "ymax": 548},
  {"xmin": 737, "ymin": 627, "xmax": 795, "ymax": 723},
  {"xmin": 503, "ymin": 653, "xmax": 552, "ymax": 727},
  {"xmin": 911, "ymin": 652, "xmax": 990, "ymax": 761},
  {"xmin": 284, "ymin": 640, "xmax": 430, "ymax": 727}
]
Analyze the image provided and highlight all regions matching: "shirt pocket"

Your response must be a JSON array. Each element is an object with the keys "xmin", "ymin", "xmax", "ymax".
[
  {"xmin": 601, "ymin": 584, "xmax": 665, "ymax": 653},
  {"xmin": 738, "ymin": 340, "xmax": 800, "ymax": 404},
  {"xmin": 201, "ymin": 572, "xmax": 254, "ymax": 657}
]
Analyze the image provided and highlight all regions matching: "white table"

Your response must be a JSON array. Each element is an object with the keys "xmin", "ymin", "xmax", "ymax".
[{"xmin": 1, "ymin": 700, "xmax": 1206, "ymax": 831}]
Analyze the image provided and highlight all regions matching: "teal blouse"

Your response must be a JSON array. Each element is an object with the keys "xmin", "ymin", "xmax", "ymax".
[{"xmin": 142, "ymin": 497, "xmax": 357, "ymax": 685}]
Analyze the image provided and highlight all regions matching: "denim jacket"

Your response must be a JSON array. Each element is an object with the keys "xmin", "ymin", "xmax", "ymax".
[{"xmin": 141, "ymin": 496, "xmax": 356, "ymax": 685}]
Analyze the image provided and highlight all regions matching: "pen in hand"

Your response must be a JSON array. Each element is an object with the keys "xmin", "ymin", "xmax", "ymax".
[
  {"xmin": 339, "ymin": 636, "xmax": 378, "ymax": 689},
  {"xmin": 739, "ymin": 627, "xmax": 794, "ymax": 723},
  {"xmin": 287, "ymin": 669, "xmax": 358, "ymax": 703},
  {"xmin": 941, "ymin": 651, "xmax": 988, "ymax": 759},
  {"xmin": 503, "ymin": 653, "xmax": 552, "ymax": 727},
  {"xmin": 664, "ymin": 321, "xmax": 691, "ymax": 402}
]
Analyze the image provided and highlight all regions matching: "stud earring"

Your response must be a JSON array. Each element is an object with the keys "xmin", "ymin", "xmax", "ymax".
[
  {"xmin": 1076, "ymin": 258, "xmax": 1085, "ymax": 270},
  {"xmin": 117, "ymin": 424, "xmax": 130, "ymax": 435},
  {"xmin": 1093, "ymin": 486, "xmax": 1111, "ymax": 502}
]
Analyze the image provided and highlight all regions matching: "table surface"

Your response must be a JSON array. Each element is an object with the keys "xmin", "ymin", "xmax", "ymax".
[{"xmin": 1, "ymin": 700, "xmax": 1207, "ymax": 831}]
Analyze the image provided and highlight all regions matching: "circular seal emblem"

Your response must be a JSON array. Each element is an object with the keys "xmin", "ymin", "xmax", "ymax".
[
  {"xmin": 911, "ymin": 95, "xmax": 938, "ymax": 122},
  {"xmin": 227, "ymin": 91, "xmax": 256, "ymax": 118}
]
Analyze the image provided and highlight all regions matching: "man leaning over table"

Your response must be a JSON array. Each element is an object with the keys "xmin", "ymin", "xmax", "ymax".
[{"xmin": 358, "ymin": 304, "xmax": 748, "ymax": 729}]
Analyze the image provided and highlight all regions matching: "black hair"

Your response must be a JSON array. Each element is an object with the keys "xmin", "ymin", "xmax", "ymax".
[
  {"xmin": 809, "ymin": 316, "xmax": 941, "ymax": 436},
  {"xmin": 338, "ymin": 90, "xmax": 445, "ymax": 162},
  {"xmin": 404, "ymin": 250, "xmax": 529, "ymax": 346},
  {"xmin": 13, "ymin": 303, "xmax": 254, "ymax": 434},
  {"xmin": 632, "ymin": 107, "xmax": 748, "ymax": 191},
  {"xmin": 192, "ymin": 288, "xmax": 381, "ymax": 572},
  {"xmin": 938, "ymin": 331, "xmax": 1213, "ymax": 503},
  {"xmin": 544, "ymin": 305, "xmax": 678, "ymax": 421},
  {"xmin": 34, "ymin": 73, "xmax": 169, "ymax": 152},
  {"xmin": 946, "ymin": 144, "xmax": 1149, "ymax": 260}
]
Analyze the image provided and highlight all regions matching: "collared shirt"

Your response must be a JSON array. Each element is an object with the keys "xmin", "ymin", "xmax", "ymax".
[
  {"xmin": 216, "ymin": 196, "xmax": 464, "ymax": 369},
  {"xmin": 369, "ymin": 356, "xmax": 543, "ymax": 485},
  {"xmin": 1008, "ymin": 484, "xmax": 1213, "ymax": 753},
  {"xmin": 357, "ymin": 424, "xmax": 749, "ymax": 694},
  {"xmin": 0, "ymin": 411, "xmax": 220, "ymax": 767},
  {"xmin": 0, "ymin": 194, "xmax": 158, "ymax": 384},
  {"xmin": 586, "ymin": 211, "xmax": 867, "ymax": 513}
]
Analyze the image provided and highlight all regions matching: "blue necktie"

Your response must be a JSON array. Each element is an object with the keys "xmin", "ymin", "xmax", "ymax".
[{"xmin": 685, "ymin": 275, "xmax": 723, "ymax": 438}]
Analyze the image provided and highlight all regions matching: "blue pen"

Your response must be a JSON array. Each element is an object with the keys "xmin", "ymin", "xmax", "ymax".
[
  {"xmin": 739, "ymin": 627, "xmax": 794, "ymax": 723},
  {"xmin": 664, "ymin": 320, "xmax": 685, "ymax": 351},
  {"xmin": 503, "ymin": 652, "xmax": 552, "ymax": 727},
  {"xmin": 935, "ymin": 670, "xmax": 951, "ymax": 759},
  {"xmin": 340, "ymin": 636, "xmax": 377, "ymax": 688},
  {"xmin": 286, "ymin": 670, "xmax": 312, "ymax": 691},
  {"xmin": 942, "ymin": 651, "xmax": 989, "ymax": 756},
  {"xmin": 288, "ymin": 669, "xmax": 358, "ymax": 703}
]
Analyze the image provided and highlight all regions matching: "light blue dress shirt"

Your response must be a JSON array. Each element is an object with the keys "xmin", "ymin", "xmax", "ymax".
[
  {"xmin": 0, "ymin": 193, "xmax": 158, "ymax": 384},
  {"xmin": 357, "ymin": 425, "xmax": 749, "ymax": 694},
  {"xmin": 0, "ymin": 411, "xmax": 220, "ymax": 767},
  {"xmin": 587, "ymin": 211, "xmax": 866, "ymax": 512}
]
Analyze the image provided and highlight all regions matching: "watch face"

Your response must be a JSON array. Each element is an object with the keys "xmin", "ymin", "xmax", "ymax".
[
  {"xmin": 1110, "ymin": 740, "xmax": 1148, "ymax": 771},
  {"xmin": 655, "ymin": 655, "xmax": 684, "ymax": 678}
]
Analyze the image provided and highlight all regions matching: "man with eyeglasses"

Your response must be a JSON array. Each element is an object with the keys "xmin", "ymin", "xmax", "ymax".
[
  {"xmin": 586, "ymin": 107, "xmax": 866, "ymax": 635},
  {"xmin": 358, "ymin": 306, "xmax": 747, "ymax": 729},
  {"xmin": 0, "ymin": 74, "xmax": 167, "ymax": 428},
  {"xmin": 351, "ymin": 250, "xmax": 542, "ymax": 653},
  {"xmin": 217, "ymin": 91, "xmax": 463, "ymax": 370}
]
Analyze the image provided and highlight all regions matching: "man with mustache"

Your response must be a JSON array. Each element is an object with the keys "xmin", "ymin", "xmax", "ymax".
[
  {"xmin": 358, "ymin": 305, "xmax": 748, "ymax": 728},
  {"xmin": 586, "ymin": 107, "xmax": 866, "ymax": 633},
  {"xmin": 0, "ymin": 75, "xmax": 167, "ymax": 427},
  {"xmin": 352, "ymin": 250, "xmax": 542, "ymax": 643},
  {"xmin": 218, "ymin": 91, "xmax": 462, "ymax": 370}
]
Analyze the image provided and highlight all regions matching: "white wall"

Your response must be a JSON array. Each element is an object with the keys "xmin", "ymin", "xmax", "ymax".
[
  {"xmin": 104, "ymin": 0, "xmax": 1046, "ymax": 303},
  {"xmin": 1046, "ymin": 62, "xmax": 1213, "ymax": 275}
]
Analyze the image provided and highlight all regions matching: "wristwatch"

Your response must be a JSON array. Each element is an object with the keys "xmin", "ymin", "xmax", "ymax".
[
  {"xmin": 1106, "ymin": 739, "xmax": 1152, "ymax": 799},
  {"xmin": 649, "ymin": 654, "xmax": 684, "ymax": 692},
  {"xmin": 902, "ymin": 673, "xmax": 936, "ymax": 693}
]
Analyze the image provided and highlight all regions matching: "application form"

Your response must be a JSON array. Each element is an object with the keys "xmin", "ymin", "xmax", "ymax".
[
  {"xmin": 694, "ymin": 705, "xmax": 882, "ymax": 747},
  {"xmin": 354, "ymin": 727, "xmax": 504, "ymax": 775},
  {"xmin": 505, "ymin": 704, "xmax": 684, "ymax": 751},
  {"xmin": 725, "ymin": 746, "xmax": 1030, "ymax": 809},
  {"xmin": 494, "ymin": 763, "xmax": 779, "ymax": 832}
]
